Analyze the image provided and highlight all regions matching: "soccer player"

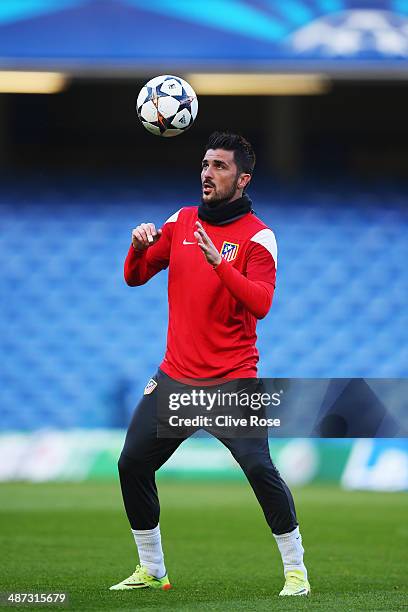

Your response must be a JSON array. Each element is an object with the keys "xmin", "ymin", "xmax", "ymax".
[{"xmin": 110, "ymin": 132, "xmax": 310, "ymax": 596}]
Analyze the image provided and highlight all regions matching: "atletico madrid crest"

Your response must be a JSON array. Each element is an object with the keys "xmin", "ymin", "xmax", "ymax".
[{"xmin": 220, "ymin": 241, "xmax": 239, "ymax": 262}]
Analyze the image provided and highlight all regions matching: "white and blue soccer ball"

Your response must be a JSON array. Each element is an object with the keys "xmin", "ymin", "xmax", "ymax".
[{"xmin": 136, "ymin": 75, "xmax": 198, "ymax": 137}]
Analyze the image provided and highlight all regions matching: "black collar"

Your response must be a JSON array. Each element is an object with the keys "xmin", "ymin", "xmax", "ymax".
[{"xmin": 198, "ymin": 194, "xmax": 253, "ymax": 225}]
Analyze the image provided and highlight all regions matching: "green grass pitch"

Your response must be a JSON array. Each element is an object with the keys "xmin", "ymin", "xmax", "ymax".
[{"xmin": 0, "ymin": 481, "xmax": 407, "ymax": 611}]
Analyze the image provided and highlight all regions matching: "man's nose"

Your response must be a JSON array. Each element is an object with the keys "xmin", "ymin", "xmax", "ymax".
[{"xmin": 203, "ymin": 166, "xmax": 214, "ymax": 179}]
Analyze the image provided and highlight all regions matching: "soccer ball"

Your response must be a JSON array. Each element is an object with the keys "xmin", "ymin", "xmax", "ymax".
[{"xmin": 136, "ymin": 75, "xmax": 198, "ymax": 137}]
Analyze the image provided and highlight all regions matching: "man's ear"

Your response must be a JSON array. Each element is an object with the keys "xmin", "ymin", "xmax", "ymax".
[{"xmin": 238, "ymin": 173, "xmax": 251, "ymax": 190}]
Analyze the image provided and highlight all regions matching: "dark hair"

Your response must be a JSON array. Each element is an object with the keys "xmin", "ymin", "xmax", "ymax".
[{"xmin": 205, "ymin": 131, "xmax": 256, "ymax": 175}]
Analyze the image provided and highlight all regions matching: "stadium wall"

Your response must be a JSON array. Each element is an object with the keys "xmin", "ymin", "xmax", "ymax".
[{"xmin": 0, "ymin": 433, "xmax": 407, "ymax": 491}]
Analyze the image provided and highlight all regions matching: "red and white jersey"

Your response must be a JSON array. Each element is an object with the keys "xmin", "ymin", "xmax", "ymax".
[{"xmin": 124, "ymin": 206, "xmax": 277, "ymax": 380}]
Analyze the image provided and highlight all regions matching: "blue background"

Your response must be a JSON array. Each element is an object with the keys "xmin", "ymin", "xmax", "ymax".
[{"xmin": 0, "ymin": 0, "xmax": 408, "ymax": 67}]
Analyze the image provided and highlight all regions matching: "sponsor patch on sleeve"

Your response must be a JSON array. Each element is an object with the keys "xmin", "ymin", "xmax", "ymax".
[{"xmin": 144, "ymin": 378, "xmax": 158, "ymax": 395}]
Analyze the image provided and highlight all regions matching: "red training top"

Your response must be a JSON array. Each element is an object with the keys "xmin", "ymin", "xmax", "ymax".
[{"xmin": 124, "ymin": 206, "xmax": 277, "ymax": 380}]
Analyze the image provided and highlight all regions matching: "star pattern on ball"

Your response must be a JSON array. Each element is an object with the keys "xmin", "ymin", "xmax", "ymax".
[{"xmin": 136, "ymin": 75, "xmax": 198, "ymax": 137}]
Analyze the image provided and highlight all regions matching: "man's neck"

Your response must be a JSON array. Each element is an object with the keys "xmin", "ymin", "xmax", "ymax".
[{"xmin": 226, "ymin": 192, "xmax": 244, "ymax": 204}]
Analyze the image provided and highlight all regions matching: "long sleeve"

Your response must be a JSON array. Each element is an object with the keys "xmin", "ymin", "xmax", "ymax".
[
  {"xmin": 214, "ymin": 240, "xmax": 276, "ymax": 319},
  {"xmin": 124, "ymin": 212, "xmax": 176, "ymax": 286}
]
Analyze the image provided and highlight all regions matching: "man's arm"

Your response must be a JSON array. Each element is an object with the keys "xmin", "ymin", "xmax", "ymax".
[
  {"xmin": 214, "ymin": 243, "xmax": 276, "ymax": 319},
  {"xmin": 124, "ymin": 211, "xmax": 179, "ymax": 286},
  {"xmin": 194, "ymin": 222, "xmax": 277, "ymax": 319}
]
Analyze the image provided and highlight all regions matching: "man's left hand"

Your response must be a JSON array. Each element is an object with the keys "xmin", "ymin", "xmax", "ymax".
[{"xmin": 194, "ymin": 221, "xmax": 222, "ymax": 267}]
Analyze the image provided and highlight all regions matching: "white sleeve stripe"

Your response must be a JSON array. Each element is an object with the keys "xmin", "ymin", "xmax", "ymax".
[
  {"xmin": 164, "ymin": 209, "xmax": 181, "ymax": 224},
  {"xmin": 250, "ymin": 229, "xmax": 278, "ymax": 267}
]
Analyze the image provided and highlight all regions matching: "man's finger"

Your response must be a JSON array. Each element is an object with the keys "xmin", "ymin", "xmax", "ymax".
[
  {"xmin": 141, "ymin": 223, "xmax": 154, "ymax": 244},
  {"xmin": 135, "ymin": 229, "xmax": 146, "ymax": 243},
  {"xmin": 132, "ymin": 229, "xmax": 143, "ymax": 242},
  {"xmin": 132, "ymin": 229, "xmax": 147, "ymax": 249},
  {"xmin": 194, "ymin": 231, "xmax": 205, "ymax": 247},
  {"xmin": 147, "ymin": 223, "xmax": 159, "ymax": 243},
  {"xmin": 196, "ymin": 227, "xmax": 211, "ymax": 246},
  {"xmin": 137, "ymin": 225, "xmax": 149, "ymax": 244},
  {"xmin": 196, "ymin": 222, "xmax": 209, "ymax": 240},
  {"xmin": 146, "ymin": 224, "xmax": 155, "ymax": 242},
  {"xmin": 195, "ymin": 221, "xmax": 206, "ymax": 235}
]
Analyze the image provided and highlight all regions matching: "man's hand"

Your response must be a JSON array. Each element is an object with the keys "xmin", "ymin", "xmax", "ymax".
[
  {"xmin": 132, "ymin": 223, "xmax": 162, "ymax": 251},
  {"xmin": 194, "ymin": 221, "xmax": 222, "ymax": 267}
]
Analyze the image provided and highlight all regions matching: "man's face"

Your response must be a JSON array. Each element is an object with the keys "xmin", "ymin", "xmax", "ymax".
[{"xmin": 201, "ymin": 149, "xmax": 249, "ymax": 206}]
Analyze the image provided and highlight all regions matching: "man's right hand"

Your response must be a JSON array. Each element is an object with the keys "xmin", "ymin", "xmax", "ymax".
[{"xmin": 132, "ymin": 223, "xmax": 162, "ymax": 251}]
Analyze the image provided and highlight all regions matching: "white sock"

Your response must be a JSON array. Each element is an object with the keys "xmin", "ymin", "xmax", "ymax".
[
  {"xmin": 273, "ymin": 526, "xmax": 307, "ymax": 579},
  {"xmin": 131, "ymin": 524, "xmax": 166, "ymax": 578}
]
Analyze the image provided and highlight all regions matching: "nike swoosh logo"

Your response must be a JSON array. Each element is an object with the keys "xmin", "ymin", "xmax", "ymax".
[{"xmin": 183, "ymin": 239, "xmax": 196, "ymax": 245}]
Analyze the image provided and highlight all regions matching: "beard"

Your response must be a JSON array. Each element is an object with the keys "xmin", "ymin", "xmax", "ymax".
[{"xmin": 201, "ymin": 176, "xmax": 239, "ymax": 208}]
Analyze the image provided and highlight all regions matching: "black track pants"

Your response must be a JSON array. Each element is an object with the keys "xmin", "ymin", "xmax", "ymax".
[{"xmin": 118, "ymin": 370, "xmax": 298, "ymax": 535}]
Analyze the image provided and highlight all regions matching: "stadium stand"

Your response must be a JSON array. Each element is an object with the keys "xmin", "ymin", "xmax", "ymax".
[{"xmin": 0, "ymin": 178, "xmax": 407, "ymax": 429}]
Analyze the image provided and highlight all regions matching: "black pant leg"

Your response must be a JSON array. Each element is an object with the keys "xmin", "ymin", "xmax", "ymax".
[
  {"xmin": 118, "ymin": 372, "xmax": 183, "ymax": 530},
  {"xmin": 219, "ymin": 435, "xmax": 298, "ymax": 535}
]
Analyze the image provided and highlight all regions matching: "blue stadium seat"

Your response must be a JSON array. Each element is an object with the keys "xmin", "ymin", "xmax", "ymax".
[{"xmin": 0, "ymin": 179, "xmax": 407, "ymax": 429}]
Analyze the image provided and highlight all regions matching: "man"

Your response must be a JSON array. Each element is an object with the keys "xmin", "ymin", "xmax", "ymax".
[{"xmin": 110, "ymin": 132, "xmax": 310, "ymax": 596}]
